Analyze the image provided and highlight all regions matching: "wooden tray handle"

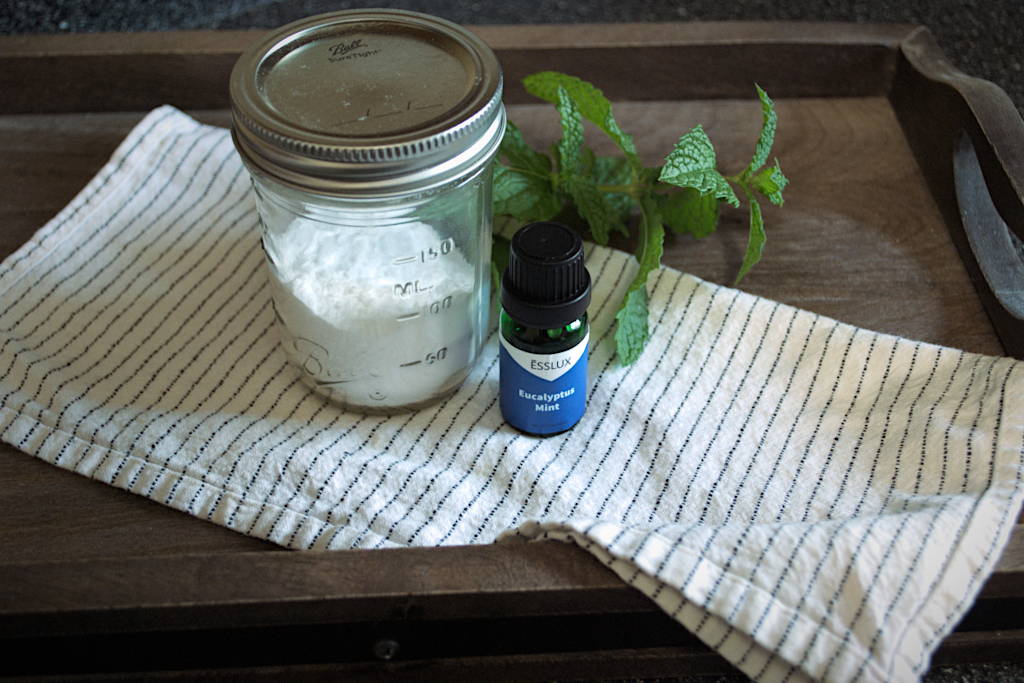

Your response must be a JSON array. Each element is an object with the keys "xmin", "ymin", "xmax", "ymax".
[
  {"xmin": 954, "ymin": 131, "xmax": 1024, "ymax": 330},
  {"xmin": 894, "ymin": 27, "xmax": 1024, "ymax": 357}
]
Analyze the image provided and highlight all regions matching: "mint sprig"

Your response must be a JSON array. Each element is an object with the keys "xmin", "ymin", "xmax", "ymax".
[
  {"xmin": 726, "ymin": 84, "xmax": 785, "ymax": 285},
  {"xmin": 492, "ymin": 72, "xmax": 788, "ymax": 364}
]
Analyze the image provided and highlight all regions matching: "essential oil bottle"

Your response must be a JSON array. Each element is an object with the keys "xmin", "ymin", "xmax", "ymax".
[{"xmin": 500, "ymin": 222, "xmax": 591, "ymax": 435}]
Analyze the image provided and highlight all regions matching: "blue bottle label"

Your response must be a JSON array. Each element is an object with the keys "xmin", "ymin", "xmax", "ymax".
[{"xmin": 499, "ymin": 330, "xmax": 588, "ymax": 435}]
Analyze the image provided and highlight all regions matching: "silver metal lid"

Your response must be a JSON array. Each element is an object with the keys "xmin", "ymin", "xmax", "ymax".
[{"xmin": 230, "ymin": 9, "xmax": 505, "ymax": 195}]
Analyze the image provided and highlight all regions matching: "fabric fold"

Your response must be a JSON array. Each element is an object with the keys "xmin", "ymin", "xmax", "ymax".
[{"xmin": 2, "ymin": 107, "xmax": 1021, "ymax": 683}]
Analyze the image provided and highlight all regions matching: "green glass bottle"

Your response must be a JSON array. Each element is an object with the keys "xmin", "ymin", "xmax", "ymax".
[
  {"xmin": 499, "ymin": 222, "xmax": 591, "ymax": 435},
  {"xmin": 499, "ymin": 313, "xmax": 588, "ymax": 356}
]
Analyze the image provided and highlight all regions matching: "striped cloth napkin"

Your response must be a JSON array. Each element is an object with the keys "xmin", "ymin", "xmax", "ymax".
[{"xmin": 2, "ymin": 106, "xmax": 1022, "ymax": 682}]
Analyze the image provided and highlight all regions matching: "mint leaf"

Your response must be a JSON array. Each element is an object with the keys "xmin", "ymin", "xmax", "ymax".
[
  {"xmin": 563, "ymin": 176, "xmax": 619, "ymax": 245},
  {"xmin": 592, "ymin": 155, "xmax": 633, "ymax": 224},
  {"xmin": 524, "ymin": 71, "xmax": 639, "ymax": 165},
  {"xmin": 734, "ymin": 196, "xmax": 765, "ymax": 285},
  {"xmin": 659, "ymin": 188, "xmax": 720, "ymax": 238},
  {"xmin": 579, "ymin": 145, "xmax": 597, "ymax": 176},
  {"xmin": 555, "ymin": 86, "xmax": 585, "ymax": 176},
  {"xmin": 500, "ymin": 120, "xmax": 551, "ymax": 176},
  {"xmin": 752, "ymin": 158, "xmax": 788, "ymax": 206},
  {"xmin": 615, "ymin": 288, "xmax": 649, "ymax": 366},
  {"xmin": 659, "ymin": 126, "xmax": 739, "ymax": 207},
  {"xmin": 614, "ymin": 197, "xmax": 664, "ymax": 364},
  {"xmin": 492, "ymin": 165, "xmax": 561, "ymax": 222},
  {"xmin": 493, "ymin": 119, "xmax": 561, "ymax": 221},
  {"xmin": 555, "ymin": 88, "xmax": 624, "ymax": 244},
  {"xmin": 746, "ymin": 84, "xmax": 778, "ymax": 174}
]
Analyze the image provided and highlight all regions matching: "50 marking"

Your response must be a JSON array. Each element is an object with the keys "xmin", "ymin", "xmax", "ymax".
[{"xmin": 400, "ymin": 346, "xmax": 448, "ymax": 368}]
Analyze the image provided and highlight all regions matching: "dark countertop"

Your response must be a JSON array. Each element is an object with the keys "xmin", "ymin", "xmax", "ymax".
[{"xmin": 3, "ymin": 0, "xmax": 1023, "ymax": 112}]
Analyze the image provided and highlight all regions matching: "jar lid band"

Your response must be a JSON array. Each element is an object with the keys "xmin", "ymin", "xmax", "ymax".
[{"xmin": 230, "ymin": 9, "xmax": 505, "ymax": 195}]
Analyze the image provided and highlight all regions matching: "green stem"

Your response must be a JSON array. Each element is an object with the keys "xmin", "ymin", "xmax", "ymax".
[
  {"xmin": 725, "ymin": 171, "xmax": 754, "ymax": 204},
  {"xmin": 502, "ymin": 164, "xmax": 553, "ymax": 183},
  {"xmin": 595, "ymin": 183, "xmax": 645, "ymax": 198}
]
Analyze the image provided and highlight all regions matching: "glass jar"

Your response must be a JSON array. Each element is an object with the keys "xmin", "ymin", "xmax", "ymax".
[{"xmin": 229, "ymin": 9, "xmax": 505, "ymax": 412}]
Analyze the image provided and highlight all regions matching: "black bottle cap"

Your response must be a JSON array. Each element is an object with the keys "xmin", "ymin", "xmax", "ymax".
[{"xmin": 502, "ymin": 221, "xmax": 591, "ymax": 329}]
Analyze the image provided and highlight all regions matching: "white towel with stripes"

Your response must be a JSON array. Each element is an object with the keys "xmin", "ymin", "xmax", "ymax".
[{"xmin": 2, "ymin": 106, "xmax": 1022, "ymax": 682}]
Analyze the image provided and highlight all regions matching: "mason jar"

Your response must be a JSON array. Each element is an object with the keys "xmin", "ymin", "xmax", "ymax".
[{"xmin": 229, "ymin": 9, "xmax": 505, "ymax": 413}]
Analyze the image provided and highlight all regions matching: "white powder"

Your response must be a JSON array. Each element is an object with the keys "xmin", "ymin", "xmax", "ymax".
[{"xmin": 265, "ymin": 217, "xmax": 479, "ymax": 410}]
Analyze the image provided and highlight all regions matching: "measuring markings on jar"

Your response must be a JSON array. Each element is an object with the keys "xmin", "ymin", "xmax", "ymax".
[
  {"xmin": 393, "ymin": 280, "xmax": 435, "ymax": 297},
  {"xmin": 429, "ymin": 295, "xmax": 453, "ymax": 314},
  {"xmin": 395, "ymin": 295, "xmax": 453, "ymax": 323},
  {"xmin": 392, "ymin": 238, "xmax": 455, "ymax": 265},
  {"xmin": 400, "ymin": 346, "xmax": 448, "ymax": 368}
]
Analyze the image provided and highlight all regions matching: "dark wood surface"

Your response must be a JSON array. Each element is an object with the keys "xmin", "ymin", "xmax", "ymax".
[
  {"xmin": 0, "ymin": 23, "xmax": 913, "ymax": 113},
  {"xmin": 1, "ymin": 23, "xmax": 1022, "ymax": 680}
]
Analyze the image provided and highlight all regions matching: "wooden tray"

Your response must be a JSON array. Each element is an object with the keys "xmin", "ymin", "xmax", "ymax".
[{"xmin": 1, "ymin": 23, "xmax": 1022, "ymax": 680}]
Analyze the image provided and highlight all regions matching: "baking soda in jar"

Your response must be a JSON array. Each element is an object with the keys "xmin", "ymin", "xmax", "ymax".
[{"xmin": 265, "ymin": 216, "xmax": 479, "ymax": 409}]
